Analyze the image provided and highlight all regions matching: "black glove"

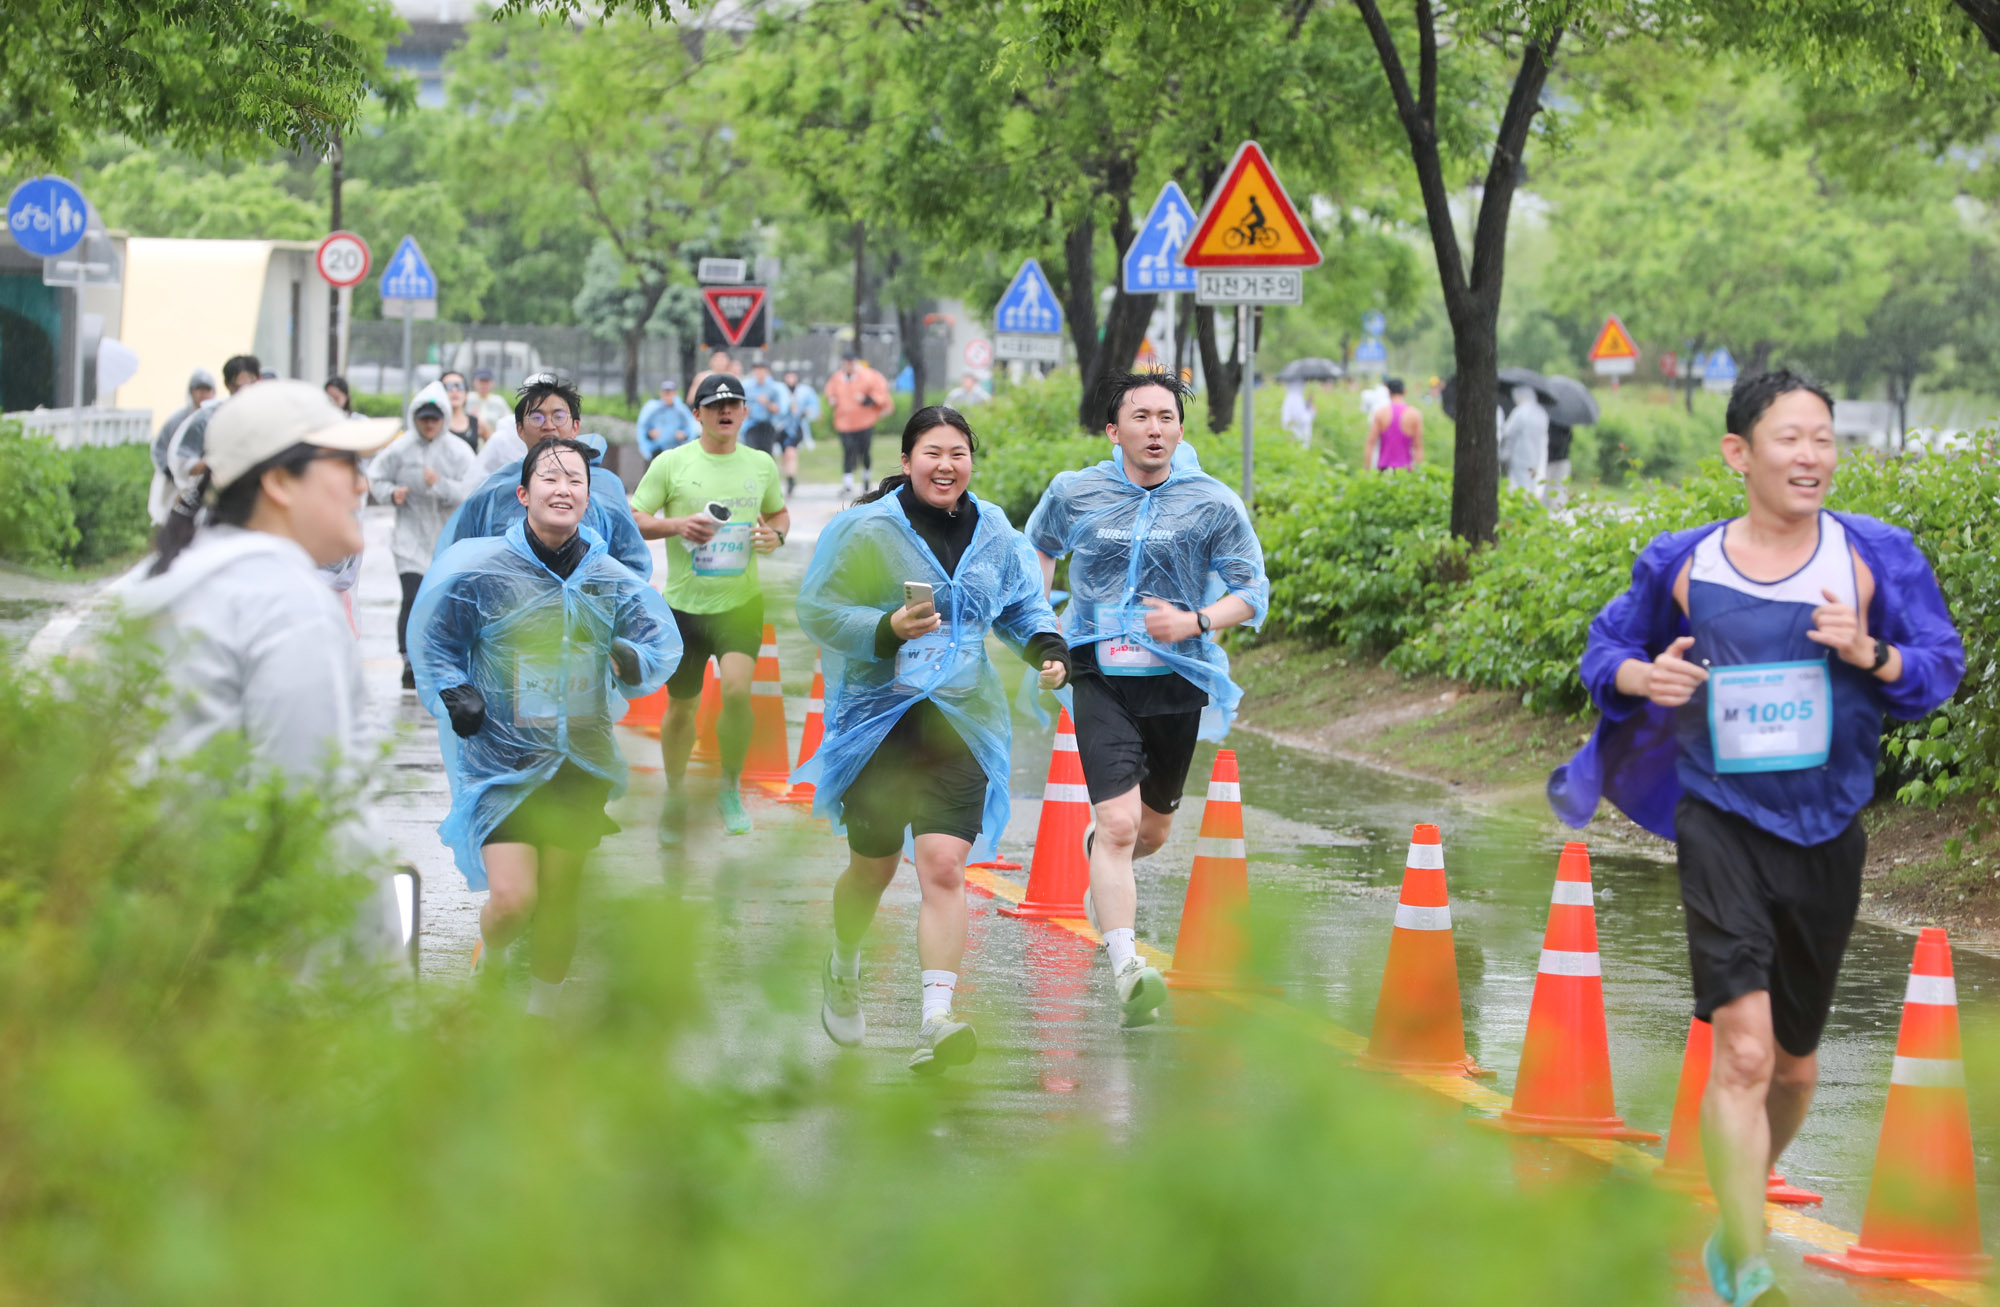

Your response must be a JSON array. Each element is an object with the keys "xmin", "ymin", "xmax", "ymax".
[
  {"xmin": 439, "ymin": 683, "xmax": 486, "ymax": 738},
  {"xmin": 609, "ymin": 638, "xmax": 642, "ymax": 686}
]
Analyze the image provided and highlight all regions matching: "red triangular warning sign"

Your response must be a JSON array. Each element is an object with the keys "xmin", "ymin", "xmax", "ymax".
[
  {"xmin": 1182, "ymin": 141, "xmax": 1322, "ymax": 269},
  {"xmin": 703, "ymin": 285, "xmax": 768, "ymax": 347},
  {"xmin": 1588, "ymin": 315, "xmax": 1639, "ymax": 361}
]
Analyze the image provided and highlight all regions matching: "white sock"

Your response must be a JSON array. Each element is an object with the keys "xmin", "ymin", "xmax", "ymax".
[
  {"xmin": 921, "ymin": 969, "xmax": 957, "ymax": 1023},
  {"xmin": 526, "ymin": 976, "xmax": 565, "ymax": 1017},
  {"xmin": 1103, "ymin": 928, "xmax": 1138, "ymax": 973},
  {"xmin": 831, "ymin": 937, "xmax": 862, "ymax": 980},
  {"xmin": 841, "ymin": 472, "xmax": 855, "ymax": 492}
]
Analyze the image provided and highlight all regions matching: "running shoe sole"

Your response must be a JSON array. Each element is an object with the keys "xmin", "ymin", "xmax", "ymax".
[
  {"xmin": 909, "ymin": 1022, "xmax": 977, "ymax": 1075},
  {"xmin": 820, "ymin": 956, "xmax": 865, "ymax": 1048},
  {"xmin": 1118, "ymin": 965, "xmax": 1168, "ymax": 1028}
]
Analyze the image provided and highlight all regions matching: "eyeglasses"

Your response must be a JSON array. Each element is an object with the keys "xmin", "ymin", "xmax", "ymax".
[
  {"xmin": 526, "ymin": 409, "xmax": 577, "ymax": 429},
  {"xmin": 306, "ymin": 449, "xmax": 363, "ymax": 471},
  {"xmin": 443, "ymin": 381, "xmax": 466, "ymax": 392}
]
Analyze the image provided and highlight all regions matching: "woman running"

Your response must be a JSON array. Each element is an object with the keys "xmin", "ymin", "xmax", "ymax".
[
  {"xmin": 409, "ymin": 436, "xmax": 682, "ymax": 1016},
  {"xmin": 797, "ymin": 406, "xmax": 1068, "ymax": 1073},
  {"xmin": 440, "ymin": 369, "xmax": 486, "ymax": 453}
]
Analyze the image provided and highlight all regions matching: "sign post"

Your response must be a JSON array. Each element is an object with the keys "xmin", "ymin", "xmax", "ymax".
[
  {"xmin": 1588, "ymin": 314, "xmax": 1639, "ymax": 388},
  {"xmin": 315, "ymin": 231, "xmax": 370, "ymax": 378},
  {"xmin": 1122, "ymin": 181, "xmax": 1197, "ymax": 376},
  {"xmin": 700, "ymin": 285, "xmax": 769, "ymax": 350},
  {"xmin": 12, "ymin": 177, "xmax": 103, "ymax": 446},
  {"xmin": 1702, "ymin": 345, "xmax": 1737, "ymax": 394},
  {"xmin": 380, "ymin": 236, "xmax": 439, "ymax": 411},
  {"xmin": 1181, "ymin": 141, "xmax": 1322, "ymax": 510},
  {"xmin": 993, "ymin": 259, "xmax": 1064, "ymax": 365}
]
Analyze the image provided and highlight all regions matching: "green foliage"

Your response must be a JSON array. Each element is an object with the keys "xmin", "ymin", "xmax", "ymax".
[
  {"xmin": 1573, "ymin": 396, "xmax": 1723, "ymax": 486},
  {"xmin": 64, "ymin": 444, "xmax": 154, "ymax": 567},
  {"xmin": 0, "ymin": 422, "xmax": 80, "ymax": 567},
  {"xmin": 83, "ymin": 150, "xmax": 322, "ymax": 240},
  {"xmin": 0, "ymin": 0, "xmax": 408, "ymax": 168}
]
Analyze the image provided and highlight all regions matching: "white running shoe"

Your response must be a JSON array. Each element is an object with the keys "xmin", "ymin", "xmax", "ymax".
[
  {"xmin": 1114, "ymin": 956, "xmax": 1167, "ymax": 1029},
  {"xmin": 908, "ymin": 1013, "xmax": 977, "ymax": 1074},
  {"xmin": 821, "ymin": 951, "xmax": 865, "ymax": 1047}
]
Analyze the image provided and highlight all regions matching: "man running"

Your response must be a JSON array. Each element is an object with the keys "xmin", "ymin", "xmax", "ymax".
[
  {"xmin": 149, "ymin": 367, "xmax": 216, "ymax": 525},
  {"xmin": 636, "ymin": 377, "xmax": 698, "ymax": 460},
  {"xmin": 1363, "ymin": 377, "xmax": 1423, "ymax": 470},
  {"xmin": 742, "ymin": 362, "xmax": 791, "ymax": 461},
  {"xmin": 1026, "ymin": 371, "xmax": 1268, "ymax": 1027},
  {"xmin": 630, "ymin": 373, "xmax": 790, "ymax": 840},
  {"xmin": 825, "ymin": 351, "xmax": 892, "ymax": 500},
  {"xmin": 1550, "ymin": 370, "xmax": 1964, "ymax": 1306},
  {"xmin": 780, "ymin": 368, "xmax": 818, "ymax": 498}
]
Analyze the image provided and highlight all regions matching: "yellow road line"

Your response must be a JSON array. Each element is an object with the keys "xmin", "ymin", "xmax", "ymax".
[{"xmin": 963, "ymin": 866, "xmax": 1992, "ymax": 1306}]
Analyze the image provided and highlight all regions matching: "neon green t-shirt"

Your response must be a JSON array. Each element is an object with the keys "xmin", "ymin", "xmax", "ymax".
[{"xmin": 631, "ymin": 439, "xmax": 785, "ymax": 614}]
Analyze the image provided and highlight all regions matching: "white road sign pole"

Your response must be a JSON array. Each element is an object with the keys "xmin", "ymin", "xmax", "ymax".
[{"xmin": 401, "ymin": 310, "xmax": 414, "ymax": 413}]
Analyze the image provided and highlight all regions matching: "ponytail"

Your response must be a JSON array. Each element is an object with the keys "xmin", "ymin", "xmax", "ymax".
[{"xmin": 853, "ymin": 473, "xmax": 909, "ymax": 506}]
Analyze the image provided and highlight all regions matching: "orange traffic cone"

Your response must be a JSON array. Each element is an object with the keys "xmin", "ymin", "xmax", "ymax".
[
  {"xmin": 690, "ymin": 659, "xmax": 721, "ymax": 765},
  {"xmin": 742, "ymin": 624, "xmax": 792, "ymax": 786},
  {"xmin": 1806, "ymin": 928, "xmax": 1991, "ymax": 1281},
  {"xmin": 1164, "ymin": 750, "xmax": 1261, "ymax": 991},
  {"xmin": 1656, "ymin": 1017, "xmax": 1823, "ymax": 1205},
  {"xmin": 779, "ymin": 655, "xmax": 825, "ymax": 806},
  {"xmin": 619, "ymin": 685, "xmax": 668, "ymax": 736},
  {"xmin": 1488, "ymin": 842, "xmax": 1658, "ymax": 1142},
  {"xmin": 1360, "ymin": 824, "xmax": 1486, "ymax": 1076},
  {"xmin": 999, "ymin": 710, "xmax": 1091, "ymax": 919}
]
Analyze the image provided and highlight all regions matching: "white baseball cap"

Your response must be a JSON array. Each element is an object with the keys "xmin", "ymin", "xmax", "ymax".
[{"xmin": 203, "ymin": 381, "xmax": 399, "ymax": 490}]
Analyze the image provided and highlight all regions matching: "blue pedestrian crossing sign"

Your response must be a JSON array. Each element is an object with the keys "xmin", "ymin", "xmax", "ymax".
[
  {"xmin": 380, "ymin": 235, "xmax": 438, "ymax": 301},
  {"xmin": 1702, "ymin": 345, "xmax": 1737, "ymax": 393},
  {"xmin": 996, "ymin": 258, "xmax": 1062, "ymax": 335},
  {"xmin": 1362, "ymin": 309, "xmax": 1387, "ymax": 337},
  {"xmin": 1121, "ymin": 182, "xmax": 1198, "ymax": 294}
]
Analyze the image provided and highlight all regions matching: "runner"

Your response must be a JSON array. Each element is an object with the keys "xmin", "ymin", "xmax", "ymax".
[
  {"xmin": 1362, "ymin": 377, "xmax": 1422, "ymax": 470},
  {"xmin": 742, "ymin": 362, "xmax": 790, "ymax": 460},
  {"xmin": 164, "ymin": 354, "xmax": 263, "ymax": 497},
  {"xmin": 122, "ymin": 380, "xmax": 403, "ymax": 959},
  {"xmin": 470, "ymin": 368, "xmax": 514, "ymax": 439},
  {"xmin": 437, "ymin": 430, "xmax": 651, "ymax": 579},
  {"xmin": 1025, "ymin": 371, "xmax": 1268, "ymax": 1027},
  {"xmin": 439, "ymin": 369, "xmax": 486, "ymax": 454},
  {"xmin": 1549, "ymin": 370, "xmax": 1964, "ymax": 1306},
  {"xmin": 628, "ymin": 373, "xmax": 790, "ymax": 841},
  {"xmin": 825, "ymin": 350, "xmax": 892, "ymax": 500},
  {"xmin": 798, "ymin": 405, "xmax": 1068, "ymax": 1072},
  {"xmin": 944, "ymin": 373, "xmax": 991, "ymax": 408},
  {"xmin": 149, "ymin": 367, "xmax": 216, "ymax": 525},
  {"xmin": 635, "ymin": 377, "xmax": 698, "ymax": 460},
  {"xmin": 780, "ymin": 368, "xmax": 819, "ymax": 498},
  {"xmin": 410, "ymin": 436, "xmax": 681, "ymax": 1016},
  {"xmin": 368, "ymin": 380, "xmax": 476, "ymax": 690},
  {"xmin": 325, "ymin": 375, "xmax": 355, "ymax": 415}
]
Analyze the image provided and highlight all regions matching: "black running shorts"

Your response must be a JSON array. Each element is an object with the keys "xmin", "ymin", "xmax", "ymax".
[
  {"xmin": 666, "ymin": 597, "xmax": 765, "ymax": 699},
  {"xmin": 841, "ymin": 700, "xmax": 987, "ymax": 857},
  {"xmin": 484, "ymin": 760, "xmax": 619, "ymax": 852},
  {"xmin": 1070, "ymin": 673, "xmax": 1203, "ymax": 814},
  {"xmin": 1674, "ymin": 793, "xmax": 1866, "ymax": 1057}
]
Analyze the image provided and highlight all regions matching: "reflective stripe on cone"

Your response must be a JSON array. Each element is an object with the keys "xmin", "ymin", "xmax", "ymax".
[
  {"xmin": 998, "ymin": 710, "xmax": 1092, "ymax": 919},
  {"xmin": 1360, "ymin": 823, "xmax": 1486, "ymax": 1076}
]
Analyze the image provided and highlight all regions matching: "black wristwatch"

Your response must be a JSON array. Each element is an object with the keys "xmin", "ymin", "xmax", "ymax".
[
  {"xmin": 1196, "ymin": 610, "xmax": 1212, "ymax": 634},
  {"xmin": 1871, "ymin": 638, "xmax": 1893, "ymax": 672}
]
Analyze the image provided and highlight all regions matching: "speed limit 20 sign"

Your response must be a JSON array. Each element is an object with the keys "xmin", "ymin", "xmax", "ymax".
[{"xmin": 315, "ymin": 231, "xmax": 371, "ymax": 288}]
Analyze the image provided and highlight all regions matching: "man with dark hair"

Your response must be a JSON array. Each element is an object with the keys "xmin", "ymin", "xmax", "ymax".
[
  {"xmin": 164, "ymin": 356, "xmax": 265, "ymax": 494},
  {"xmin": 222, "ymin": 355, "xmax": 262, "ymax": 391},
  {"xmin": 629, "ymin": 373, "xmax": 790, "ymax": 841},
  {"xmin": 1551, "ymin": 368, "xmax": 1965, "ymax": 1306},
  {"xmin": 1026, "ymin": 370, "xmax": 1268, "ymax": 1029},
  {"xmin": 149, "ymin": 367, "xmax": 217, "ymax": 524}
]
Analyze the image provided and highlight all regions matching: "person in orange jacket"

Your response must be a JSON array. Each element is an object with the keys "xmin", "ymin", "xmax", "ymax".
[{"xmin": 823, "ymin": 350, "xmax": 893, "ymax": 498}]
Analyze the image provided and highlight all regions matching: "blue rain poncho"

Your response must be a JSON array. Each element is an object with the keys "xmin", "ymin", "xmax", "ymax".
[
  {"xmin": 1025, "ymin": 442, "xmax": 1268, "ymax": 738},
  {"xmin": 433, "ymin": 433, "xmax": 652, "ymax": 579},
  {"xmin": 409, "ymin": 520, "xmax": 681, "ymax": 889},
  {"xmin": 794, "ymin": 492, "xmax": 1060, "ymax": 859}
]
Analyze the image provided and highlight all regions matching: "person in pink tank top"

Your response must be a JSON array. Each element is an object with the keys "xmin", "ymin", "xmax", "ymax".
[{"xmin": 1364, "ymin": 376, "xmax": 1425, "ymax": 470}]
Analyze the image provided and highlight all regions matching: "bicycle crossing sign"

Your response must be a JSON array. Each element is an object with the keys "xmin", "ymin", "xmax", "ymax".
[
  {"xmin": 1588, "ymin": 314, "xmax": 1639, "ymax": 376},
  {"xmin": 1182, "ymin": 141, "xmax": 1322, "ymax": 270},
  {"xmin": 7, "ymin": 176, "xmax": 88, "ymax": 258},
  {"xmin": 995, "ymin": 258, "xmax": 1062, "ymax": 335},
  {"xmin": 1121, "ymin": 182, "xmax": 1198, "ymax": 294}
]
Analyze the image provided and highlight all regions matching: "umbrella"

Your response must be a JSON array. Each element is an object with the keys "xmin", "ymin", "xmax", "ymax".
[
  {"xmin": 1443, "ymin": 370, "xmax": 1536, "ymax": 422},
  {"xmin": 1277, "ymin": 356, "xmax": 1343, "ymax": 383},
  {"xmin": 1539, "ymin": 374, "xmax": 1600, "ymax": 427},
  {"xmin": 1498, "ymin": 366, "xmax": 1548, "ymax": 394}
]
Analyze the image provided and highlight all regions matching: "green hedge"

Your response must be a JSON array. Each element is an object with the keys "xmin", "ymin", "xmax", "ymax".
[{"xmin": 0, "ymin": 423, "xmax": 154, "ymax": 570}]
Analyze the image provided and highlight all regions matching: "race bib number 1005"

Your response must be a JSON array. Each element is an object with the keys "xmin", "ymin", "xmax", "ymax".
[{"xmin": 1707, "ymin": 658, "xmax": 1833, "ymax": 774}]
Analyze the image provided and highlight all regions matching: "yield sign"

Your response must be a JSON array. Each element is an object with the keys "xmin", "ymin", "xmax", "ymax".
[
  {"xmin": 1182, "ymin": 141, "xmax": 1322, "ymax": 269},
  {"xmin": 1588, "ymin": 314, "xmax": 1639, "ymax": 362},
  {"xmin": 703, "ymin": 284, "xmax": 767, "ymax": 347}
]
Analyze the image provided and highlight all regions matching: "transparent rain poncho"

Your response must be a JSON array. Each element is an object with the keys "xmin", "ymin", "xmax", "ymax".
[
  {"xmin": 434, "ymin": 433, "xmax": 652, "ymax": 579},
  {"xmin": 409, "ymin": 520, "xmax": 682, "ymax": 888},
  {"xmin": 1025, "ymin": 441, "xmax": 1267, "ymax": 738},
  {"xmin": 794, "ymin": 492, "xmax": 1060, "ymax": 859}
]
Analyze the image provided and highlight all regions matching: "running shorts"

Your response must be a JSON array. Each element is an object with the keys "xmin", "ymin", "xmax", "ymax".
[
  {"xmin": 841, "ymin": 700, "xmax": 987, "ymax": 857},
  {"xmin": 484, "ymin": 760, "xmax": 619, "ymax": 852},
  {"xmin": 1674, "ymin": 793, "xmax": 1865, "ymax": 1057},
  {"xmin": 666, "ymin": 596, "xmax": 765, "ymax": 699},
  {"xmin": 1070, "ymin": 673, "xmax": 1203, "ymax": 814}
]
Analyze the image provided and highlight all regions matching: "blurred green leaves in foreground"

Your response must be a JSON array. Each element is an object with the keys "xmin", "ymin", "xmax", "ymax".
[{"xmin": 0, "ymin": 646, "xmax": 1682, "ymax": 1305}]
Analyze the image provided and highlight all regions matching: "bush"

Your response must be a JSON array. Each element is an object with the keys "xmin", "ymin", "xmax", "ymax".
[
  {"xmin": 65, "ymin": 444, "xmax": 154, "ymax": 566},
  {"xmin": 0, "ymin": 421, "xmax": 80, "ymax": 566},
  {"xmin": 0, "ymin": 424, "xmax": 156, "ymax": 570},
  {"xmin": 1571, "ymin": 393, "xmax": 1721, "ymax": 487}
]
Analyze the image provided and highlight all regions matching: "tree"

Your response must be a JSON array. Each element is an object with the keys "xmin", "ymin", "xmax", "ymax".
[
  {"xmin": 447, "ymin": 13, "xmax": 764, "ymax": 405},
  {"xmin": 0, "ymin": 0, "xmax": 408, "ymax": 168}
]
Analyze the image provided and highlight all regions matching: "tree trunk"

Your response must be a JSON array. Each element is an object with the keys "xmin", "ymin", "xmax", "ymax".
[
  {"xmin": 1060, "ymin": 214, "xmax": 1102, "ymax": 426},
  {"xmin": 1749, "ymin": 339, "xmax": 1775, "ymax": 374},
  {"xmin": 1073, "ymin": 176, "xmax": 1156, "ymax": 428},
  {"xmin": 1683, "ymin": 333, "xmax": 1704, "ymax": 414},
  {"xmin": 851, "ymin": 221, "xmax": 867, "ymax": 356},
  {"xmin": 623, "ymin": 327, "xmax": 643, "ymax": 410},
  {"xmin": 897, "ymin": 300, "xmax": 927, "ymax": 411},
  {"xmin": 1197, "ymin": 304, "xmax": 1239, "ymax": 433}
]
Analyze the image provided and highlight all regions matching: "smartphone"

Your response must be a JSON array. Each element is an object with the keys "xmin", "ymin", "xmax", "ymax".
[{"xmin": 903, "ymin": 581, "xmax": 935, "ymax": 615}]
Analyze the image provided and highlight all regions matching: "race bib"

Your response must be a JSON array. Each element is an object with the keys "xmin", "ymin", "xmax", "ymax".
[
  {"xmin": 1097, "ymin": 604, "xmax": 1169, "ymax": 677},
  {"xmin": 513, "ymin": 650, "xmax": 604, "ymax": 728},
  {"xmin": 690, "ymin": 521, "xmax": 753, "ymax": 577},
  {"xmin": 1707, "ymin": 659, "xmax": 1832, "ymax": 774},
  {"xmin": 895, "ymin": 629, "xmax": 955, "ymax": 693}
]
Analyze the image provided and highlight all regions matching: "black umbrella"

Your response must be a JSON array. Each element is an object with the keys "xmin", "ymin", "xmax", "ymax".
[
  {"xmin": 1443, "ymin": 370, "xmax": 1540, "ymax": 423},
  {"xmin": 1277, "ymin": 356, "xmax": 1343, "ymax": 383},
  {"xmin": 1538, "ymin": 374, "xmax": 1601, "ymax": 427},
  {"xmin": 1498, "ymin": 366, "xmax": 1549, "ymax": 394}
]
